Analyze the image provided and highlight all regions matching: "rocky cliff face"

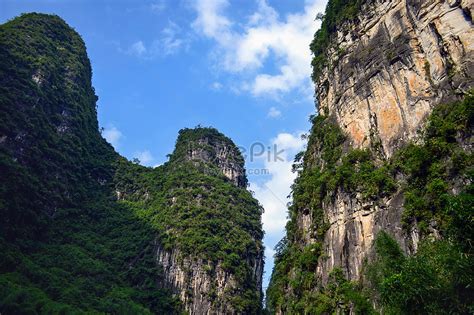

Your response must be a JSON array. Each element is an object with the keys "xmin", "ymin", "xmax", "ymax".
[
  {"xmin": 316, "ymin": 0, "xmax": 473, "ymax": 158},
  {"xmin": 267, "ymin": 0, "xmax": 473, "ymax": 313},
  {"xmin": 313, "ymin": 0, "xmax": 473, "ymax": 282},
  {"xmin": 156, "ymin": 243, "xmax": 263, "ymax": 315},
  {"xmin": 181, "ymin": 132, "xmax": 248, "ymax": 187}
]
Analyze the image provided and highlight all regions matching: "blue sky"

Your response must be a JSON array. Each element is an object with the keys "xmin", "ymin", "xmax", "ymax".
[{"xmin": 1, "ymin": 0, "xmax": 326, "ymax": 291}]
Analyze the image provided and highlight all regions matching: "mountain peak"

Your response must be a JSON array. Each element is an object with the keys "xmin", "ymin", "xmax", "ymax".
[{"xmin": 169, "ymin": 126, "xmax": 248, "ymax": 187}]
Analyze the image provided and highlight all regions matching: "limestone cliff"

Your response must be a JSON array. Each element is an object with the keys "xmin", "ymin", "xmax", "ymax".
[
  {"xmin": 149, "ymin": 127, "xmax": 264, "ymax": 315},
  {"xmin": 313, "ymin": 0, "xmax": 473, "ymax": 283},
  {"xmin": 267, "ymin": 0, "xmax": 473, "ymax": 313},
  {"xmin": 156, "ymin": 242, "xmax": 263, "ymax": 315},
  {"xmin": 316, "ymin": 0, "xmax": 473, "ymax": 158},
  {"xmin": 170, "ymin": 127, "xmax": 248, "ymax": 188}
]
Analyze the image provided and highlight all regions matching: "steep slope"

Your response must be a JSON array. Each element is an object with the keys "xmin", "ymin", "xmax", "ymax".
[
  {"xmin": 267, "ymin": 0, "xmax": 473, "ymax": 313},
  {"xmin": 311, "ymin": 0, "xmax": 473, "ymax": 283},
  {"xmin": 312, "ymin": 0, "xmax": 473, "ymax": 158},
  {"xmin": 115, "ymin": 127, "xmax": 264, "ymax": 314},
  {"xmin": 0, "ymin": 13, "xmax": 177, "ymax": 314},
  {"xmin": 0, "ymin": 13, "xmax": 263, "ymax": 314}
]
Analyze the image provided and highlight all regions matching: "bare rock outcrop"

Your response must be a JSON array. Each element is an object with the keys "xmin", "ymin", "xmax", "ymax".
[
  {"xmin": 157, "ymin": 244, "xmax": 263, "ymax": 315},
  {"xmin": 312, "ymin": 0, "xmax": 473, "ymax": 282},
  {"xmin": 316, "ymin": 0, "xmax": 473, "ymax": 158}
]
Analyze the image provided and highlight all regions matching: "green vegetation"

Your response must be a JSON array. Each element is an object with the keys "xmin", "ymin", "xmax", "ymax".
[
  {"xmin": 0, "ymin": 13, "xmax": 263, "ymax": 314},
  {"xmin": 267, "ymin": 113, "xmax": 394, "ymax": 314},
  {"xmin": 304, "ymin": 268, "xmax": 374, "ymax": 315},
  {"xmin": 0, "ymin": 13, "xmax": 181, "ymax": 314},
  {"xmin": 115, "ymin": 128, "xmax": 264, "ymax": 313},
  {"xmin": 267, "ymin": 237, "xmax": 373, "ymax": 314},
  {"xmin": 266, "ymin": 239, "xmax": 321, "ymax": 313},
  {"xmin": 393, "ymin": 93, "xmax": 474, "ymax": 235},
  {"xmin": 310, "ymin": 0, "xmax": 364, "ymax": 82},
  {"xmin": 366, "ymin": 231, "xmax": 473, "ymax": 314},
  {"xmin": 267, "ymin": 92, "xmax": 473, "ymax": 313},
  {"xmin": 364, "ymin": 93, "xmax": 474, "ymax": 313},
  {"xmin": 287, "ymin": 114, "xmax": 395, "ymax": 245}
]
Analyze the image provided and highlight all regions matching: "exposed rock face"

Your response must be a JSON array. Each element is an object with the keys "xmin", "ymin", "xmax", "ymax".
[
  {"xmin": 156, "ymin": 244, "xmax": 263, "ymax": 315},
  {"xmin": 308, "ymin": 0, "xmax": 474, "ymax": 282},
  {"xmin": 186, "ymin": 137, "xmax": 247, "ymax": 187},
  {"xmin": 316, "ymin": 0, "xmax": 474, "ymax": 158},
  {"xmin": 312, "ymin": 189, "xmax": 405, "ymax": 282}
]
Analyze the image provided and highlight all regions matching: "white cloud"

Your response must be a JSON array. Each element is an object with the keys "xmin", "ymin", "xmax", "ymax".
[
  {"xmin": 150, "ymin": 0, "xmax": 166, "ymax": 13},
  {"xmin": 160, "ymin": 22, "xmax": 185, "ymax": 56},
  {"xmin": 265, "ymin": 247, "xmax": 276, "ymax": 260},
  {"xmin": 102, "ymin": 126, "xmax": 122, "ymax": 148},
  {"xmin": 273, "ymin": 132, "xmax": 306, "ymax": 151},
  {"xmin": 128, "ymin": 40, "xmax": 147, "ymax": 56},
  {"xmin": 245, "ymin": 131, "xmax": 308, "ymax": 289},
  {"xmin": 192, "ymin": 0, "xmax": 325, "ymax": 97},
  {"xmin": 250, "ymin": 132, "xmax": 306, "ymax": 235},
  {"xmin": 267, "ymin": 106, "xmax": 281, "ymax": 118},
  {"xmin": 211, "ymin": 81, "xmax": 223, "ymax": 90},
  {"xmin": 124, "ymin": 22, "xmax": 187, "ymax": 59},
  {"xmin": 249, "ymin": 132, "xmax": 306, "ymax": 289},
  {"xmin": 248, "ymin": 0, "xmax": 278, "ymax": 26},
  {"xmin": 134, "ymin": 150, "xmax": 154, "ymax": 166},
  {"xmin": 192, "ymin": 0, "xmax": 232, "ymax": 43}
]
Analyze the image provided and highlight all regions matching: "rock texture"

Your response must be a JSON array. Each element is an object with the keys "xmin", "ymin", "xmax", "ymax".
[
  {"xmin": 186, "ymin": 137, "xmax": 248, "ymax": 187},
  {"xmin": 309, "ymin": 0, "xmax": 474, "ymax": 282},
  {"xmin": 157, "ymin": 245, "xmax": 263, "ymax": 315},
  {"xmin": 313, "ymin": 189, "xmax": 406, "ymax": 282},
  {"xmin": 316, "ymin": 0, "xmax": 474, "ymax": 158}
]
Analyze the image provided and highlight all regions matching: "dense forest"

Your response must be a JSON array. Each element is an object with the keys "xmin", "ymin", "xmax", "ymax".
[{"xmin": 0, "ymin": 13, "xmax": 263, "ymax": 314}]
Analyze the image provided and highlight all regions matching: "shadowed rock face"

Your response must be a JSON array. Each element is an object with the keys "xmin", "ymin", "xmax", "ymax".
[
  {"xmin": 308, "ymin": 0, "xmax": 473, "ymax": 283},
  {"xmin": 156, "ymin": 243, "xmax": 264, "ymax": 315},
  {"xmin": 316, "ymin": 0, "xmax": 473, "ymax": 158}
]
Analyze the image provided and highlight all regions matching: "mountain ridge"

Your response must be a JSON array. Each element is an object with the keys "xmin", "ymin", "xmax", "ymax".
[{"xmin": 0, "ymin": 13, "xmax": 263, "ymax": 314}]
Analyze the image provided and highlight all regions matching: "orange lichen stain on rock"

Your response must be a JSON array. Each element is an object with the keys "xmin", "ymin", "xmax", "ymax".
[
  {"xmin": 377, "ymin": 96, "xmax": 402, "ymax": 141},
  {"xmin": 408, "ymin": 73, "xmax": 420, "ymax": 92},
  {"xmin": 406, "ymin": 69, "xmax": 431, "ymax": 97},
  {"xmin": 347, "ymin": 120, "xmax": 367, "ymax": 147}
]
